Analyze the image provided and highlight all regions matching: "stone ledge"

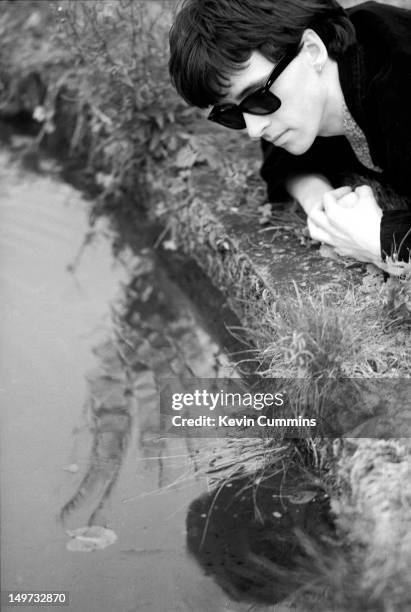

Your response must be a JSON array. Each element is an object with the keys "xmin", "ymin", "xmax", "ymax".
[{"xmin": 172, "ymin": 168, "xmax": 362, "ymax": 328}]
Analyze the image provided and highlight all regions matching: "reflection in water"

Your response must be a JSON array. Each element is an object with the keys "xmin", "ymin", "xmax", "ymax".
[
  {"xmin": 60, "ymin": 338, "xmax": 133, "ymax": 526},
  {"xmin": 60, "ymin": 240, "xmax": 236, "ymax": 530},
  {"xmin": 187, "ymin": 469, "xmax": 334, "ymax": 605}
]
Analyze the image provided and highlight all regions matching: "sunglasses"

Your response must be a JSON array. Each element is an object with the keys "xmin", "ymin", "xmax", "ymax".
[{"xmin": 208, "ymin": 49, "xmax": 297, "ymax": 130}]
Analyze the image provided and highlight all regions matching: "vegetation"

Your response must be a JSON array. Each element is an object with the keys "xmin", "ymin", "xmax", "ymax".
[
  {"xmin": 255, "ymin": 278, "xmax": 410, "ymax": 379},
  {"xmin": 1, "ymin": 1, "xmax": 244, "ymax": 219},
  {"xmin": 0, "ymin": 0, "xmax": 256, "ymax": 227},
  {"xmin": 52, "ymin": 0, "xmax": 200, "ymax": 216}
]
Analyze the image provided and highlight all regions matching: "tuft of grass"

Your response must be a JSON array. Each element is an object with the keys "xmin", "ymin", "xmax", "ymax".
[
  {"xmin": 224, "ymin": 279, "xmax": 410, "ymax": 447},
  {"xmin": 248, "ymin": 281, "xmax": 410, "ymax": 380}
]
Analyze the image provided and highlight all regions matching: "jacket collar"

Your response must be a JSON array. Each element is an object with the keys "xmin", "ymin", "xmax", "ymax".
[{"xmin": 338, "ymin": 42, "xmax": 368, "ymax": 132}]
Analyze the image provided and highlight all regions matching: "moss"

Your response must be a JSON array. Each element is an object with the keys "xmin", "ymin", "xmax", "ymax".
[{"xmin": 332, "ymin": 439, "xmax": 411, "ymax": 611}]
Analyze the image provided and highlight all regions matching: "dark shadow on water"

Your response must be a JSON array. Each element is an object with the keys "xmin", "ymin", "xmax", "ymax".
[{"xmin": 186, "ymin": 469, "xmax": 335, "ymax": 605}]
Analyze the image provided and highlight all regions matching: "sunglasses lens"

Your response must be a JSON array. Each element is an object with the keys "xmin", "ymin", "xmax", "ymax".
[
  {"xmin": 208, "ymin": 92, "xmax": 281, "ymax": 130},
  {"xmin": 209, "ymin": 108, "xmax": 246, "ymax": 130},
  {"xmin": 242, "ymin": 92, "xmax": 281, "ymax": 115}
]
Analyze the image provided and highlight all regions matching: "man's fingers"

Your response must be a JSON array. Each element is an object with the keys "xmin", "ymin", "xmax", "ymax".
[
  {"xmin": 307, "ymin": 217, "xmax": 333, "ymax": 244},
  {"xmin": 308, "ymin": 207, "xmax": 333, "ymax": 231},
  {"xmin": 324, "ymin": 191, "xmax": 358, "ymax": 213},
  {"xmin": 355, "ymin": 185, "xmax": 374, "ymax": 197},
  {"xmin": 330, "ymin": 186, "xmax": 353, "ymax": 200},
  {"xmin": 336, "ymin": 192, "xmax": 359, "ymax": 209},
  {"xmin": 320, "ymin": 187, "xmax": 352, "ymax": 211}
]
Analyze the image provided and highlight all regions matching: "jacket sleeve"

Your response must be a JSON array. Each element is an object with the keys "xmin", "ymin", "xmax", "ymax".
[
  {"xmin": 373, "ymin": 54, "xmax": 411, "ymax": 263},
  {"xmin": 260, "ymin": 135, "xmax": 365, "ymax": 204},
  {"xmin": 260, "ymin": 130, "xmax": 411, "ymax": 264}
]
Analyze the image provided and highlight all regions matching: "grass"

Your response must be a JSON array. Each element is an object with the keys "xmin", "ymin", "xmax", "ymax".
[
  {"xmin": 220, "ymin": 274, "xmax": 410, "ymax": 452},
  {"xmin": 254, "ymin": 280, "xmax": 411, "ymax": 380}
]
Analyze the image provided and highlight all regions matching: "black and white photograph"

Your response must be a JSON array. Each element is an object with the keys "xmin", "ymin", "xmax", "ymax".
[{"xmin": 1, "ymin": 1, "xmax": 411, "ymax": 610}]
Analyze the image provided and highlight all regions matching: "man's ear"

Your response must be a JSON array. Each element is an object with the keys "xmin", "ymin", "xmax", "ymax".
[{"xmin": 300, "ymin": 28, "xmax": 329, "ymax": 73}]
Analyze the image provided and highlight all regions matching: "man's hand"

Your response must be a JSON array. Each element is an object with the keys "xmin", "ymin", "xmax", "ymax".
[{"xmin": 307, "ymin": 185, "xmax": 383, "ymax": 265}]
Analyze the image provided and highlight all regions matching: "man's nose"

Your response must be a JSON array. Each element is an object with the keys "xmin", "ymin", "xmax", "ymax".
[{"xmin": 243, "ymin": 113, "xmax": 270, "ymax": 140}]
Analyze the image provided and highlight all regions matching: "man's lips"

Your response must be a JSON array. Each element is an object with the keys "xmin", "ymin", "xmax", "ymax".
[{"xmin": 263, "ymin": 130, "xmax": 288, "ymax": 145}]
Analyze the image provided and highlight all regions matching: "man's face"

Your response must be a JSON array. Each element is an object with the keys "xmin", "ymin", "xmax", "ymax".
[{"xmin": 223, "ymin": 49, "xmax": 326, "ymax": 155}]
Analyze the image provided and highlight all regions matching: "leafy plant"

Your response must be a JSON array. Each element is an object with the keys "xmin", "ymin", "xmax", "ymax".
[{"xmin": 54, "ymin": 0, "xmax": 202, "ymax": 212}]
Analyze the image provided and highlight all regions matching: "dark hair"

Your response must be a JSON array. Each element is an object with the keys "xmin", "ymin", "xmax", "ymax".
[{"xmin": 169, "ymin": 0, "xmax": 356, "ymax": 108}]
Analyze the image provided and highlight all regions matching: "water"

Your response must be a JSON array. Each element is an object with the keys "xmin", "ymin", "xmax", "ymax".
[{"xmin": 0, "ymin": 146, "xmax": 333, "ymax": 612}]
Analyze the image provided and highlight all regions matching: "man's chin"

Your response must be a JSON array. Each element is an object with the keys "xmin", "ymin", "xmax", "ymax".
[{"xmin": 282, "ymin": 138, "xmax": 312, "ymax": 156}]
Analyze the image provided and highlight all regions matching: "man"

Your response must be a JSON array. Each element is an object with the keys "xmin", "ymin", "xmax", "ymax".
[{"xmin": 169, "ymin": 0, "xmax": 411, "ymax": 272}]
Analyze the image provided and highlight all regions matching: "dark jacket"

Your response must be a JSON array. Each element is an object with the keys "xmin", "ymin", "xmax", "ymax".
[{"xmin": 260, "ymin": 1, "xmax": 411, "ymax": 262}]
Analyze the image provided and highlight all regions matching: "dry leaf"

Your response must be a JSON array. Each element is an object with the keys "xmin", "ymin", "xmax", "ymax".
[{"xmin": 66, "ymin": 526, "xmax": 117, "ymax": 552}]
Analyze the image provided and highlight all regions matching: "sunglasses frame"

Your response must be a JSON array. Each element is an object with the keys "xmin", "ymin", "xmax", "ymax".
[{"xmin": 208, "ymin": 48, "xmax": 298, "ymax": 130}]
